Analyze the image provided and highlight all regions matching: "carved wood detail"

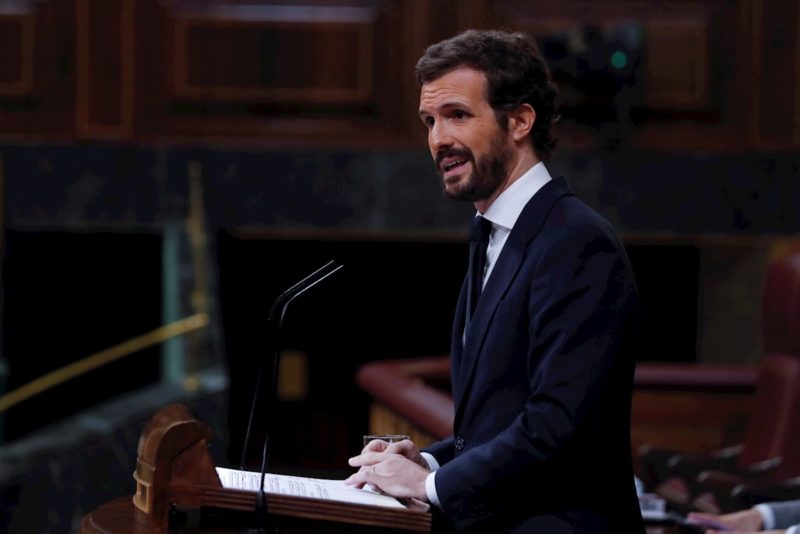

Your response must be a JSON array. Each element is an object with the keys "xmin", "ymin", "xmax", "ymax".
[{"xmin": 0, "ymin": 0, "xmax": 75, "ymax": 139}]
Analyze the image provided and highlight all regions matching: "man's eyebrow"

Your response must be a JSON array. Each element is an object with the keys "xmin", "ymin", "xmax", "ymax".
[{"xmin": 418, "ymin": 102, "xmax": 469, "ymax": 116}]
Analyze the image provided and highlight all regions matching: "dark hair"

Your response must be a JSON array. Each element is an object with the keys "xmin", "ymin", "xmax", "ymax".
[{"xmin": 415, "ymin": 29, "xmax": 558, "ymax": 161}]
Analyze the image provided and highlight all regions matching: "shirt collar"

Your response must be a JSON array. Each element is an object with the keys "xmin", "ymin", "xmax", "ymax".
[{"xmin": 480, "ymin": 162, "xmax": 552, "ymax": 231}]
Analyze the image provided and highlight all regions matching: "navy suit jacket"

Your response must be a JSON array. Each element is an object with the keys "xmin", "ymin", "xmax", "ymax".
[{"xmin": 424, "ymin": 178, "xmax": 645, "ymax": 533}]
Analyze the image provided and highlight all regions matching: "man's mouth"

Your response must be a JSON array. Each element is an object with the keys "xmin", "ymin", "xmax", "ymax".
[
  {"xmin": 438, "ymin": 153, "xmax": 472, "ymax": 176},
  {"xmin": 443, "ymin": 159, "xmax": 468, "ymax": 172}
]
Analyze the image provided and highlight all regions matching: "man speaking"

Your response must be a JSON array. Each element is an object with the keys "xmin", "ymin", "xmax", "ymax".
[{"xmin": 346, "ymin": 28, "xmax": 644, "ymax": 533}]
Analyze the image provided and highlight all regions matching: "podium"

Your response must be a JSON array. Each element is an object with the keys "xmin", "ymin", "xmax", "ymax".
[{"xmin": 81, "ymin": 404, "xmax": 431, "ymax": 533}]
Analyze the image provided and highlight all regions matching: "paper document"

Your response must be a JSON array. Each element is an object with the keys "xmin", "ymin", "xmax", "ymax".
[{"xmin": 216, "ymin": 467, "xmax": 406, "ymax": 509}]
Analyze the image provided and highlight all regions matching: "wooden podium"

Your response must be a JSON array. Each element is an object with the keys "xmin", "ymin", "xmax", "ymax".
[{"xmin": 81, "ymin": 404, "xmax": 431, "ymax": 533}]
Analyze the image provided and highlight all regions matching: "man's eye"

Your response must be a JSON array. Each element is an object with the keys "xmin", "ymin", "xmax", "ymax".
[
  {"xmin": 424, "ymin": 117, "xmax": 435, "ymax": 127},
  {"xmin": 454, "ymin": 111, "xmax": 467, "ymax": 119}
]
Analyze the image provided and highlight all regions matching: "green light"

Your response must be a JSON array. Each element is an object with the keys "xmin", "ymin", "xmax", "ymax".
[{"xmin": 611, "ymin": 50, "xmax": 628, "ymax": 69}]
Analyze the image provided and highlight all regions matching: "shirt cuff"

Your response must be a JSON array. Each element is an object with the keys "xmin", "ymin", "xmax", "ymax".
[
  {"xmin": 420, "ymin": 451, "xmax": 440, "ymax": 471},
  {"xmin": 425, "ymin": 471, "xmax": 441, "ymax": 508},
  {"xmin": 754, "ymin": 503, "xmax": 776, "ymax": 530}
]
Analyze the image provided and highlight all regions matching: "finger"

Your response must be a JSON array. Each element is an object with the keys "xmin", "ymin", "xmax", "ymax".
[
  {"xmin": 346, "ymin": 465, "xmax": 373, "ymax": 482},
  {"xmin": 348, "ymin": 451, "xmax": 385, "ymax": 467},
  {"xmin": 363, "ymin": 440, "xmax": 390, "ymax": 453},
  {"xmin": 344, "ymin": 464, "xmax": 378, "ymax": 488},
  {"xmin": 343, "ymin": 472, "xmax": 366, "ymax": 488},
  {"xmin": 384, "ymin": 440, "xmax": 413, "ymax": 455}
]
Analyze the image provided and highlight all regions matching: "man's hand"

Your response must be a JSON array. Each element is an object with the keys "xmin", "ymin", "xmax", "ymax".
[
  {"xmin": 686, "ymin": 509, "xmax": 769, "ymax": 533},
  {"xmin": 359, "ymin": 438, "xmax": 429, "ymax": 469},
  {"xmin": 344, "ymin": 449, "xmax": 430, "ymax": 501}
]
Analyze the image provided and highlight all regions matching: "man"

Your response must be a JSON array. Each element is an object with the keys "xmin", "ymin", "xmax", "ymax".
[
  {"xmin": 345, "ymin": 28, "xmax": 644, "ymax": 533},
  {"xmin": 688, "ymin": 501, "xmax": 800, "ymax": 534}
]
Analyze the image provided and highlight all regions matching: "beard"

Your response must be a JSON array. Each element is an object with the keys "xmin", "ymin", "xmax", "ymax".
[{"xmin": 436, "ymin": 131, "xmax": 512, "ymax": 202}]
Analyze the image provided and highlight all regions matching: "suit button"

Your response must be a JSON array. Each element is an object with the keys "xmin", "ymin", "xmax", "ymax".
[{"xmin": 455, "ymin": 437, "xmax": 465, "ymax": 451}]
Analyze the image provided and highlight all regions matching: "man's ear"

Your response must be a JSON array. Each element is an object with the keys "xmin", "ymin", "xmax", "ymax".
[{"xmin": 507, "ymin": 103, "xmax": 536, "ymax": 142}]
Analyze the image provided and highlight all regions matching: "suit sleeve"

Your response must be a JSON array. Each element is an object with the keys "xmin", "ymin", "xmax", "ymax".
[
  {"xmin": 423, "ymin": 436, "xmax": 455, "ymax": 466},
  {"xmin": 434, "ymin": 223, "xmax": 638, "ymax": 527}
]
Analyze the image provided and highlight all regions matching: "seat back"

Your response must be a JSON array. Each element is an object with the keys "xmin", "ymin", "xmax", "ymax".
[{"xmin": 738, "ymin": 253, "xmax": 800, "ymax": 475}]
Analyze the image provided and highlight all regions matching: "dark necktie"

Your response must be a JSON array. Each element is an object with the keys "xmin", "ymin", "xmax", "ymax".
[{"xmin": 466, "ymin": 215, "xmax": 492, "ymax": 330}]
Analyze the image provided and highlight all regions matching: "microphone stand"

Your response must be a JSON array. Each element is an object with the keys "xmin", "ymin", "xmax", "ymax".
[
  {"xmin": 239, "ymin": 261, "xmax": 343, "ymax": 533},
  {"xmin": 239, "ymin": 260, "xmax": 340, "ymax": 470}
]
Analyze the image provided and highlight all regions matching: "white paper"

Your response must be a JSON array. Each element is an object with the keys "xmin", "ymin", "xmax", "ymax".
[{"xmin": 215, "ymin": 467, "xmax": 406, "ymax": 509}]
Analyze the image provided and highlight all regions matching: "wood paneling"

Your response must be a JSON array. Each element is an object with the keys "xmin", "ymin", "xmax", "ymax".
[
  {"xmin": 488, "ymin": 1, "xmax": 740, "ymax": 150},
  {"xmin": 0, "ymin": 7, "xmax": 34, "ymax": 96},
  {"xmin": 76, "ymin": 0, "xmax": 135, "ymax": 138},
  {"xmin": 642, "ymin": 18, "xmax": 711, "ymax": 111},
  {"xmin": 493, "ymin": 1, "xmax": 719, "ymax": 112},
  {"xmin": 0, "ymin": 0, "xmax": 798, "ymax": 149},
  {"xmin": 134, "ymin": 0, "xmax": 427, "ymax": 146},
  {"xmin": 172, "ymin": 5, "xmax": 375, "ymax": 104},
  {"xmin": 0, "ymin": 0, "xmax": 75, "ymax": 139}
]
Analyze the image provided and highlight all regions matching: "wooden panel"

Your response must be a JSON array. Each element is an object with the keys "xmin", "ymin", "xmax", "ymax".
[
  {"xmin": 173, "ymin": 5, "xmax": 374, "ymax": 104},
  {"xmin": 643, "ymin": 19, "xmax": 710, "ymax": 110},
  {"xmin": 76, "ymin": 0, "xmax": 135, "ymax": 138},
  {"xmin": 753, "ymin": 0, "xmax": 800, "ymax": 149},
  {"xmin": 0, "ymin": 0, "xmax": 75, "ymax": 139},
  {"xmin": 485, "ymin": 0, "xmax": 755, "ymax": 151},
  {"xmin": 134, "ymin": 0, "xmax": 427, "ymax": 147},
  {"xmin": 492, "ymin": 1, "xmax": 719, "ymax": 113},
  {"xmin": 0, "ymin": 6, "xmax": 35, "ymax": 96}
]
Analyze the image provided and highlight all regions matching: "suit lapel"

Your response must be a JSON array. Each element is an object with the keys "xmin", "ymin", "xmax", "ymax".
[
  {"xmin": 451, "ymin": 178, "xmax": 574, "ymax": 429},
  {"xmin": 450, "ymin": 277, "xmax": 468, "ymax": 395}
]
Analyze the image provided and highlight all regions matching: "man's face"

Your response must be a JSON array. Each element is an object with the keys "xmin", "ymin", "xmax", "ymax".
[{"xmin": 418, "ymin": 67, "xmax": 512, "ymax": 202}]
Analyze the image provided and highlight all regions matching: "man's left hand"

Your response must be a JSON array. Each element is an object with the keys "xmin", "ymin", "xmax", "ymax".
[{"xmin": 344, "ymin": 451, "xmax": 429, "ymax": 501}]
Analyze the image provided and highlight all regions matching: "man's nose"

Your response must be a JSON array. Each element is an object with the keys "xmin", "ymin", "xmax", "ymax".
[{"xmin": 429, "ymin": 122, "xmax": 454, "ymax": 152}]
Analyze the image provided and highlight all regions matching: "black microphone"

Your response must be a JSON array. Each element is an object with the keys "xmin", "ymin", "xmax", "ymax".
[
  {"xmin": 238, "ymin": 260, "xmax": 343, "ymax": 533},
  {"xmin": 238, "ymin": 260, "xmax": 341, "ymax": 470}
]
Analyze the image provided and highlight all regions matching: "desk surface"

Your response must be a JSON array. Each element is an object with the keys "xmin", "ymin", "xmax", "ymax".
[{"xmin": 82, "ymin": 497, "xmax": 434, "ymax": 534}]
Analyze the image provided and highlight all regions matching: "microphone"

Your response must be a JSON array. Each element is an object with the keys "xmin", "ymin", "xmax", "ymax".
[
  {"xmin": 238, "ymin": 260, "xmax": 343, "ymax": 533},
  {"xmin": 238, "ymin": 260, "xmax": 342, "ymax": 470}
]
